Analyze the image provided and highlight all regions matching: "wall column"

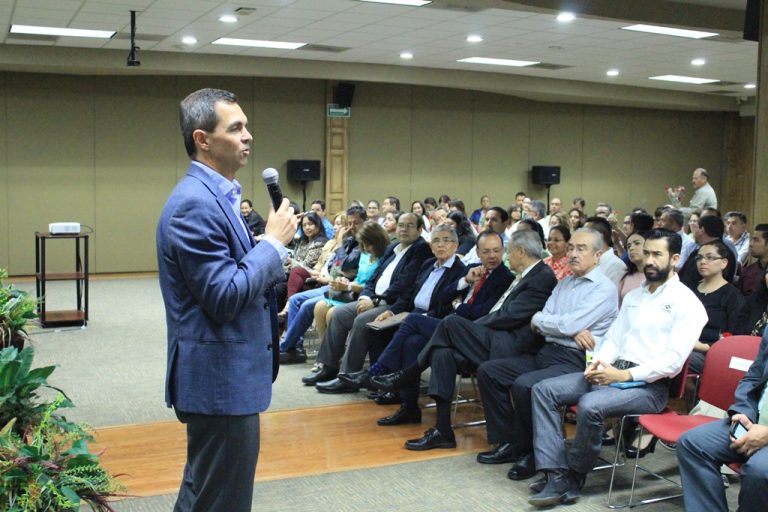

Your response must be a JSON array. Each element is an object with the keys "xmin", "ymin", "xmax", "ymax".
[{"xmin": 325, "ymin": 82, "xmax": 348, "ymax": 216}]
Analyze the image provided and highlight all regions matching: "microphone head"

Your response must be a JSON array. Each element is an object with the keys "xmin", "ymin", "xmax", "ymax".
[{"xmin": 261, "ymin": 167, "xmax": 279, "ymax": 185}]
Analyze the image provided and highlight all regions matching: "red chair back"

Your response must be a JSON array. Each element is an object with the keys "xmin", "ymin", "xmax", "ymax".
[{"xmin": 697, "ymin": 335, "xmax": 762, "ymax": 410}]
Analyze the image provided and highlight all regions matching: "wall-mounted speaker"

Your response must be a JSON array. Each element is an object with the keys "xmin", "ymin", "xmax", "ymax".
[
  {"xmin": 287, "ymin": 160, "xmax": 321, "ymax": 182},
  {"xmin": 532, "ymin": 166, "xmax": 561, "ymax": 185},
  {"xmin": 334, "ymin": 82, "xmax": 355, "ymax": 108}
]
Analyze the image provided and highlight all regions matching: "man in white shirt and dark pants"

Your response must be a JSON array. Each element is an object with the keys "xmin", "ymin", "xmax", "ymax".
[{"xmin": 527, "ymin": 229, "xmax": 707, "ymax": 508}]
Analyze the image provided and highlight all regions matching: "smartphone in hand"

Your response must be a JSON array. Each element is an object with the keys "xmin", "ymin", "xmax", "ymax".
[{"xmin": 730, "ymin": 421, "xmax": 748, "ymax": 440}]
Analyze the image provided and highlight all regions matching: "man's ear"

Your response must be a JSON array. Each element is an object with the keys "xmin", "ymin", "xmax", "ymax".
[
  {"xmin": 192, "ymin": 129, "xmax": 208, "ymax": 152},
  {"xmin": 670, "ymin": 253, "xmax": 681, "ymax": 269}
]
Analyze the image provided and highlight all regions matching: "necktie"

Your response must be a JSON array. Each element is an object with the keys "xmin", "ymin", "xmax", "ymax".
[
  {"xmin": 466, "ymin": 269, "xmax": 489, "ymax": 304},
  {"xmin": 489, "ymin": 274, "xmax": 521, "ymax": 313}
]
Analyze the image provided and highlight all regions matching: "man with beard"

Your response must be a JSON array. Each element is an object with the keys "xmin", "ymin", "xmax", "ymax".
[{"xmin": 526, "ymin": 229, "xmax": 707, "ymax": 508}]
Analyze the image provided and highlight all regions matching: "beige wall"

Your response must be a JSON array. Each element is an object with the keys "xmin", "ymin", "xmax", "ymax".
[{"xmin": 0, "ymin": 73, "xmax": 724, "ymax": 276}]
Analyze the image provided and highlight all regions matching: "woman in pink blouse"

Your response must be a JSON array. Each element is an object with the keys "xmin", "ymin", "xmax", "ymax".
[
  {"xmin": 617, "ymin": 230, "xmax": 648, "ymax": 305},
  {"xmin": 543, "ymin": 225, "xmax": 572, "ymax": 281}
]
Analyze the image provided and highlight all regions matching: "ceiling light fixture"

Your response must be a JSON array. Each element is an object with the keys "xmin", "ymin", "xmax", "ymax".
[
  {"xmin": 691, "ymin": 58, "xmax": 706, "ymax": 66},
  {"xmin": 212, "ymin": 38, "xmax": 306, "ymax": 49},
  {"xmin": 557, "ymin": 12, "xmax": 575, "ymax": 23},
  {"xmin": 358, "ymin": 0, "xmax": 432, "ymax": 6},
  {"xmin": 606, "ymin": 69, "xmax": 620, "ymax": 76},
  {"xmin": 182, "ymin": 36, "xmax": 197, "ymax": 45},
  {"xmin": 218, "ymin": 14, "xmax": 238, "ymax": 23},
  {"xmin": 400, "ymin": 51, "xmax": 414, "ymax": 59},
  {"xmin": 9, "ymin": 24, "xmax": 115, "ymax": 38},
  {"xmin": 466, "ymin": 35, "xmax": 483, "ymax": 43},
  {"xmin": 457, "ymin": 57, "xmax": 540, "ymax": 67},
  {"xmin": 744, "ymin": 83, "xmax": 757, "ymax": 89},
  {"xmin": 621, "ymin": 24, "xmax": 718, "ymax": 39},
  {"xmin": 648, "ymin": 74, "xmax": 719, "ymax": 84}
]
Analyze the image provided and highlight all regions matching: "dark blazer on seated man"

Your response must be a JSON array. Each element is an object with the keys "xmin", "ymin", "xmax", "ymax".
[
  {"xmin": 387, "ymin": 255, "xmax": 468, "ymax": 317},
  {"xmin": 361, "ymin": 237, "xmax": 432, "ymax": 305},
  {"xmin": 452, "ymin": 262, "xmax": 514, "ymax": 321}
]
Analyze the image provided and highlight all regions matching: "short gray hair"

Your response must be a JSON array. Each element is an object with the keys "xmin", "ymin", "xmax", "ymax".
[
  {"xmin": 510, "ymin": 230, "xmax": 542, "ymax": 259},
  {"xmin": 180, "ymin": 88, "xmax": 238, "ymax": 157},
  {"xmin": 574, "ymin": 227, "xmax": 603, "ymax": 253},
  {"xmin": 431, "ymin": 224, "xmax": 458, "ymax": 242},
  {"xmin": 531, "ymin": 200, "xmax": 546, "ymax": 220}
]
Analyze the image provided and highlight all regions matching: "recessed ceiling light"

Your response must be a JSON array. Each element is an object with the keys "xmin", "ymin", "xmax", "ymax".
[
  {"xmin": 9, "ymin": 24, "xmax": 115, "ymax": 38},
  {"xmin": 557, "ymin": 12, "xmax": 575, "ymax": 23},
  {"xmin": 458, "ymin": 57, "xmax": 540, "ymax": 67},
  {"xmin": 622, "ymin": 24, "xmax": 718, "ymax": 39},
  {"xmin": 182, "ymin": 36, "xmax": 197, "ymax": 45},
  {"xmin": 606, "ymin": 69, "xmax": 620, "ymax": 77},
  {"xmin": 358, "ymin": 0, "xmax": 432, "ymax": 6},
  {"xmin": 218, "ymin": 14, "xmax": 238, "ymax": 23},
  {"xmin": 212, "ymin": 38, "xmax": 306, "ymax": 50},
  {"xmin": 466, "ymin": 34, "xmax": 483, "ymax": 43},
  {"xmin": 649, "ymin": 74, "xmax": 719, "ymax": 84},
  {"xmin": 400, "ymin": 51, "xmax": 414, "ymax": 59},
  {"xmin": 691, "ymin": 58, "xmax": 706, "ymax": 66},
  {"xmin": 744, "ymin": 83, "xmax": 757, "ymax": 89}
]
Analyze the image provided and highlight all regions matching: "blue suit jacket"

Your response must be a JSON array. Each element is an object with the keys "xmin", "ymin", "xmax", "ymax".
[
  {"xmin": 389, "ymin": 256, "xmax": 467, "ymax": 318},
  {"xmin": 156, "ymin": 164, "xmax": 284, "ymax": 415},
  {"xmin": 729, "ymin": 334, "xmax": 768, "ymax": 422},
  {"xmin": 453, "ymin": 264, "xmax": 514, "ymax": 321}
]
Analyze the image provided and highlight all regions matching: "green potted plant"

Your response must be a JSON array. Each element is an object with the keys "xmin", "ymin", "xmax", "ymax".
[{"xmin": 0, "ymin": 269, "xmax": 39, "ymax": 350}]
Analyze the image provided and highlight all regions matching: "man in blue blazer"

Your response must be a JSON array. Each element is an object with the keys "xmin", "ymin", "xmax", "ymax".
[
  {"xmin": 156, "ymin": 88, "xmax": 296, "ymax": 512},
  {"xmin": 678, "ymin": 333, "xmax": 768, "ymax": 511}
]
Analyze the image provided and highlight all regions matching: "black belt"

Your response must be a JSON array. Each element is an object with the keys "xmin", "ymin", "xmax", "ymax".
[{"xmin": 614, "ymin": 358, "xmax": 638, "ymax": 370}]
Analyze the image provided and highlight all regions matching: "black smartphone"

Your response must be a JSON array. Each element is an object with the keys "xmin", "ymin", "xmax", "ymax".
[{"xmin": 730, "ymin": 421, "xmax": 748, "ymax": 440}]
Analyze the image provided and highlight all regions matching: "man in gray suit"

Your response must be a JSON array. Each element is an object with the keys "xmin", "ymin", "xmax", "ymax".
[
  {"xmin": 157, "ymin": 88, "xmax": 296, "ymax": 512},
  {"xmin": 373, "ymin": 230, "xmax": 558, "ymax": 450},
  {"xmin": 678, "ymin": 333, "xmax": 768, "ymax": 512}
]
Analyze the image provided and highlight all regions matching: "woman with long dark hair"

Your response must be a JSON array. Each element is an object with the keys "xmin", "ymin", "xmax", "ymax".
[{"xmin": 446, "ymin": 211, "xmax": 476, "ymax": 256}]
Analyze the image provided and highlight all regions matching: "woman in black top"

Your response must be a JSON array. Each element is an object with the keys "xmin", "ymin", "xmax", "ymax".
[{"xmin": 690, "ymin": 240, "xmax": 745, "ymax": 373}]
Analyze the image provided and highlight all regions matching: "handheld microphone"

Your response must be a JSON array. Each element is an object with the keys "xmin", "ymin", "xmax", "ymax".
[{"xmin": 261, "ymin": 167, "xmax": 282, "ymax": 211}]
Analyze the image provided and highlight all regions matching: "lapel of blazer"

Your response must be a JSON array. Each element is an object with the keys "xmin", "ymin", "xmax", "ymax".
[
  {"xmin": 502, "ymin": 260, "xmax": 541, "ymax": 305},
  {"xmin": 187, "ymin": 164, "xmax": 252, "ymax": 253}
]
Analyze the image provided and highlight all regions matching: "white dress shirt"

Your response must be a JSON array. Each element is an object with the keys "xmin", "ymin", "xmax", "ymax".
[{"xmin": 598, "ymin": 250, "xmax": 627, "ymax": 287}]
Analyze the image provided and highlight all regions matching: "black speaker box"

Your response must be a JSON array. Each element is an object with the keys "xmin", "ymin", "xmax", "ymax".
[
  {"xmin": 744, "ymin": 0, "xmax": 760, "ymax": 42},
  {"xmin": 287, "ymin": 160, "xmax": 321, "ymax": 182},
  {"xmin": 532, "ymin": 166, "xmax": 561, "ymax": 185},
  {"xmin": 334, "ymin": 82, "xmax": 355, "ymax": 108}
]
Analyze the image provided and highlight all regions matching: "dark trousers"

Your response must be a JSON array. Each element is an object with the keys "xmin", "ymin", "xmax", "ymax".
[
  {"xmin": 378, "ymin": 313, "xmax": 441, "ymax": 371},
  {"xmin": 679, "ymin": 418, "xmax": 768, "ymax": 512},
  {"xmin": 174, "ymin": 409, "xmax": 260, "ymax": 512},
  {"xmin": 476, "ymin": 343, "xmax": 585, "ymax": 448}
]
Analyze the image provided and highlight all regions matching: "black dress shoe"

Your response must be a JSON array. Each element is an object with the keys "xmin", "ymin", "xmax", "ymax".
[
  {"xmin": 338, "ymin": 370, "xmax": 372, "ymax": 390},
  {"xmin": 302, "ymin": 367, "xmax": 337, "ymax": 386},
  {"xmin": 374, "ymin": 391, "xmax": 402, "ymax": 405},
  {"xmin": 316, "ymin": 377, "xmax": 358, "ymax": 394},
  {"xmin": 371, "ymin": 370, "xmax": 417, "ymax": 392},
  {"xmin": 528, "ymin": 470, "xmax": 582, "ymax": 508},
  {"xmin": 279, "ymin": 348, "xmax": 307, "ymax": 365},
  {"xmin": 507, "ymin": 453, "xmax": 538, "ymax": 481},
  {"xmin": 377, "ymin": 405, "xmax": 422, "ymax": 426},
  {"xmin": 405, "ymin": 427, "xmax": 456, "ymax": 451},
  {"xmin": 529, "ymin": 471, "xmax": 584, "ymax": 495},
  {"xmin": 477, "ymin": 443, "xmax": 522, "ymax": 465},
  {"xmin": 625, "ymin": 435, "xmax": 658, "ymax": 459}
]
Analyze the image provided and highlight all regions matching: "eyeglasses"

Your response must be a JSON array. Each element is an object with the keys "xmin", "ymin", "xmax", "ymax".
[
  {"xmin": 397, "ymin": 223, "xmax": 418, "ymax": 229},
  {"xmin": 431, "ymin": 238, "xmax": 457, "ymax": 245},
  {"xmin": 695, "ymin": 254, "xmax": 725, "ymax": 262}
]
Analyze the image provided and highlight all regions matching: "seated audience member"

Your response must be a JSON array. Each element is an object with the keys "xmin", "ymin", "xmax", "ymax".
[
  {"xmin": 317, "ymin": 224, "xmax": 466, "ymax": 394},
  {"xmin": 701, "ymin": 206, "xmax": 722, "ymax": 219},
  {"xmin": 518, "ymin": 218, "xmax": 547, "ymax": 255},
  {"xmin": 383, "ymin": 210, "xmax": 401, "ymax": 243},
  {"xmin": 411, "ymin": 200, "xmax": 431, "ymax": 235},
  {"xmin": 572, "ymin": 197, "xmax": 586, "ymax": 212},
  {"xmin": 689, "ymin": 241, "xmax": 744, "ymax": 373},
  {"xmin": 660, "ymin": 208, "xmax": 696, "ymax": 269},
  {"xmin": 594, "ymin": 202, "xmax": 612, "ymax": 219},
  {"xmin": 621, "ymin": 215, "xmax": 632, "ymax": 236},
  {"xmin": 461, "ymin": 206, "xmax": 509, "ymax": 265},
  {"xmin": 739, "ymin": 225, "xmax": 768, "ymax": 298},
  {"xmin": 677, "ymin": 333, "xmax": 768, "ymax": 512},
  {"xmin": 311, "ymin": 221, "xmax": 389, "ymax": 340},
  {"xmin": 423, "ymin": 196, "xmax": 438, "ymax": 213},
  {"xmin": 688, "ymin": 167, "xmax": 718, "ymax": 210},
  {"xmin": 382, "ymin": 196, "xmax": 401, "ymax": 215},
  {"xmin": 475, "ymin": 229, "xmax": 618, "ymax": 477},
  {"xmin": 543, "ymin": 225, "xmax": 572, "ymax": 281},
  {"xmin": 568, "ymin": 208, "xmax": 585, "ymax": 232},
  {"xmin": 358, "ymin": 231, "xmax": 512, "ymax": 424},
  {"xmin": 629, "ymin": 211, "xmax": 655, "ymax": 233},
  {"xmin": 470, "ymin": 195, "xmax": 491, "ymax": 230},
  {"xmin": 547, "ymin": 212, "xmax": 569, "ymax": 231},
  {"xmin": 528, "ymin": 229, "xmax": 707, "ymax": 508},
  {"xmin": 438, "ymin": 194, "xmax": 451, "ymax": 210},
  {"xmin": 372, "ymin": 230, "xmax": 558, "ymax": 450},
  {"xmin": 286, "ymin": 212, "xmax": 328, "ymax": 272},
  {"xmin": 737, "ymin": 272, "xmax": 768, "ymax": 336},
  {"xmin": 618, "ymin": 230, "xmax": 647, "ymax": 305},
  {"xmin": 549, "ymin": 197, "xmax": 563, "ymax": 215},
  {"xmin": 725, "ymin": 211, "xmax": 751, "ymax": 266},
  {"xmin": 522, "ymin": 197, "xmax": 533, "ymax": 216},
  {"xmin": 240, "ymin": 199, "xmax": 266, "ymax": 237},
  {"xmin": 278, "ymin": 207, "xmax": 366, "ymax": 364},
  {"xmin": 446, "ymin": 211, "xmax": 476, "ymax": 256},
  {"xmin": 515, "ymin": 191, "xmax": 527, "ymax": 207},
  {"xmin": 430, "ymin": 207, "xmax": 448, "ymax": 228},
  {"xmin": 506, "ymin": 205, "xmax": 523, "ymax": 236},
  {"xmin": 303, "ymin": 213, "xmax": 431, "ymax": 386},
  {"xmin": 679, "ymin": 214, "xmax": 738, "ymax": 289},
  {"xmin": 309, "ymin": 199, "xmax": 335, "ymax": 239},
  {"xmin": 584, "ymin": 216, "xmax": 627, "ymax": 286},
  {"xmin": 653, "ymin": 206, "xmax": 666, "ymax": 228},
  {"xmin": 528, "ymin": 200, "xmax": 547, "ymax": 234},
  {"xmin": 366, "ymin": 200, "xmax": 383, "ymax": 226},
  {"xmin": 688, "ymin": 209, "xmax": 701, "ymax": 238},
  {"xmin": 448, "ymin": 199, "xmax": 467, "ymax": 216}
]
